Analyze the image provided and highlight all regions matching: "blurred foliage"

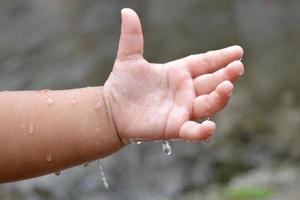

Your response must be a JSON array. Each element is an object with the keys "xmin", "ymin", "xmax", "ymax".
[{"xmin": 223, "ymin": 186, "xmax": 272, "ymax": 200}]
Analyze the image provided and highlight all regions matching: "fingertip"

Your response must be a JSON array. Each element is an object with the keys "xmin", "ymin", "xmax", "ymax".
[
  {"xmin": 179, "ymin": 121, "xmax": 216, "ymax": 141},
  {"xmin": 121, "ymin": 8, "xmax": 137, "ymax": 16},
  {"xmin": 202, "ymin": 120, "xmax": 216, "ymax": 132},
  {"xmin": 121, "ymin": 8, "xmax": 127, "ymax": 19},
  {"xmin": 121, "ymin": 8, "xmax": 140, "ymax": 27},
  {"xmin": 227, "ymin": 60, "xmax": 244, "ymax": 76},
  {"xmin": 232, "ymin": 45, "xmax": 244, "ymax": 56},
  {"xmin": 216, "ymin": 80, "xmax": 234, "ymax": 96},
  {"xmin": 121, "ymin": 8, "xmax": 141, "ymax": 28},
  {"xmin": 121, "ymin": 8, "xmax": 126, "ymax": 15},
  {"xmin": 224, "ymin": 45, "xmax": 244, "ymax": 61},
  {"xmin": 120, "ymin": 7, "xmax": 140, "ymax": 23},
  {"xmin": 118, "ymin": 8, "xmax": 143, "ymax": 60}
]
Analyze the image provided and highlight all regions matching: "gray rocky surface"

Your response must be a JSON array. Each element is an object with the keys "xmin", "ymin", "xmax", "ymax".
[{"xmin": 1, "ymin": 0, "xmax": 300, "ymax": 200}]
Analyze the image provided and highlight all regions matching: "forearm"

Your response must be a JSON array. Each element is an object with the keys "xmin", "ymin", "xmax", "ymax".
[{"xmin": 0, "ymin": 87, "xmax": 123, "ymax": 183}]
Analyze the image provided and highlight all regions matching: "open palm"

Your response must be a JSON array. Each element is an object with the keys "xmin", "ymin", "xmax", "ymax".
[{"xmin": 104, "ymin": 9, "xmax": 244, "ymax": 142}]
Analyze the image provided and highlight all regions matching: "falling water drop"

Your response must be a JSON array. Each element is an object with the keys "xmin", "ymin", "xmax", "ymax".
[
  {"xmin": 195, "ymin": 117, "xmax": 213, "ymax": 143},
  {"xmin": 97, "ymin": 160, "xmax": 109, "ymax": 189},
  {"xmin": 161, "ymin": 140, "xmax": 172, "ymax": 155},
  {"xmin": 45, "ymin": 98, "xmax": 55, "ymax": 106},
  {"xmin": 136, "ymin": 141, "xmax": 142, "ymax": 145},
  {"xmin": 46, "ymin": 154, "xmax": 52, "ymax": 162},
  {"xmin": 54, "ymin": 171, "xmax": 61, "ymax": 176},
  {"xmin": 29, "ymin": 122, "xmax": 34, "ymax": 135}
]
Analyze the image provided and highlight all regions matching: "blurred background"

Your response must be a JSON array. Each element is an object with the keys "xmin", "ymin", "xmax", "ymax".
[{"xmin": 1, "ymin": 0, "xmax": 300, "ymax": 199}]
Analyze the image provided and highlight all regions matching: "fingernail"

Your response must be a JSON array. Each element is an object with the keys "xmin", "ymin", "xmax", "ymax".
[{"xmin": 121, "ymin": 8, "xmax": 129, "ymax": 13}]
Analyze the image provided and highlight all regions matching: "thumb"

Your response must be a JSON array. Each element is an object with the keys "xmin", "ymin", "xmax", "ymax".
[{"xmin": 116, "ymin": 8, "xmax": 144, "ymax": 61}]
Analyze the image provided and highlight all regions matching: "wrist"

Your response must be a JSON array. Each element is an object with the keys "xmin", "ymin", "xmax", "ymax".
[{"xmin": 101, "ymin": 86, "xmax": 128, "ymax": 146}]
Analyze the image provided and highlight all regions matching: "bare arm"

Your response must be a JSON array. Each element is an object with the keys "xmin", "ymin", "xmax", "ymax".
[{"xmin": 0, "ymin": 87, "xmax": 122, "ymax": 182}]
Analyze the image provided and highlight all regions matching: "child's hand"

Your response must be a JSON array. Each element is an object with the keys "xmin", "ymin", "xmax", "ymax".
[{"xmin": 104, "ymin": 8, "xmax": 244, "ymax": 143}]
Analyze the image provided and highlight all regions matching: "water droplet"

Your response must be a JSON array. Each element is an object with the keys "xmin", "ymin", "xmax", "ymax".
[
  {"xmin": 195, "ymin": 116, "xmax": 211, "ymax": 124},
  {"xmin": 54, "ymin": 171, "xmax": 61, "ymax": 176},
  {"xmin": 29, "ymin": 122, "xmax": 34, "ymax": 135},
  {"xmin": 46, "ymin": 154, "xmax": 52, "ymax": 162},
  {"xmin": 202, "ymin": 117, "xmax": 210, "ymax": 122},
  {"xmin": 97, "ymin": 160, "xmax": 109, "ymax": 189},
  {"xmin": 95, "ymin": 102, "xmax": 101, "ymax": 111},
  {"xmin": 40, "ymin": 89, "xmax": 50, "ymax": 93},
  {"xmin": 129, "ymin": 140, "xmax": 143, "ymax": 145},
  {"xmin": 83, "ymin": 162, "xmax": 90, "ymax": 167},
  {"xmin": 161, "ymin": 140, "xmax": 172, "ymax": 155},
  {"xmin": 45, "ymin": 98, "xmax": 55, "ymax": 106},
  {"xmin": 70, "ymin": 99, "xmax": 78, "ymax": 106},
  {"xmin": 204, "ymin": 137, "xmax": 211, "ymax": 143}
]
